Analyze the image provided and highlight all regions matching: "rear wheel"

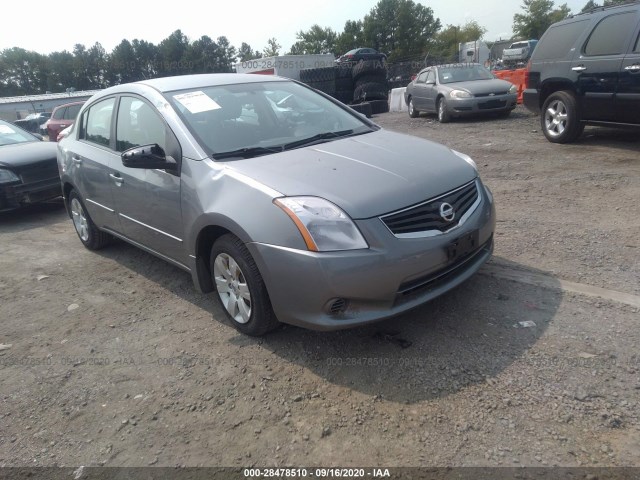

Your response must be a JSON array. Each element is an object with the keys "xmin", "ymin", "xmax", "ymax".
[
  {"xmin": 68, "ymin": 189, "xmax": 111, "ymax": 250},
  {"xmin": 541, "ymin": 91, "xmax": 584, "ymax": 143},
  {"xmin": 210, "ymin": 234, "xmax": 279, "ymax": 336}
]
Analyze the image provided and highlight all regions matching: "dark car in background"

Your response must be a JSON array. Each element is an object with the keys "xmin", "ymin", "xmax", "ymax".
[
  {"xmin": 405, "ymin": 63, "xmax": 518, "ymax": 122},
  {"xmin": 13, "ymin": 112, "xmax": 51, "ymax": 134},
  {"xmin": 337, "ymin": 48, "xmax": 387, "ymax": 64},
  {"xmin": 523, "ymin": 2, "xmax": 640, "ymax": 143},
  {"xmin": 47, "ymin": 101, "xmax": 84, "ymax": 141},
  {"xmin": 0, "ymin": 120, "xmax": 61, "ymax": 211}
]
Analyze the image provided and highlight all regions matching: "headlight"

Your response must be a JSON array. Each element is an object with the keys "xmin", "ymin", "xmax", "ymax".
[
  {"xmin": 274, "ymin": 196, "xmax": 368, "ymax": 252},
  {"xmin": 451, "ymin": 149, "xmax": 478, "ymax": 171},
  {"xmin": 509, "ymin": 84, "xmax": 517, "ymax": 94},
  {"xmin": 449, "ymin": 90, "xmax": 472, "ymax": 99},
  {"xmin": 0, "ymin": 169, "xmax": 20, "ymax": 184}
]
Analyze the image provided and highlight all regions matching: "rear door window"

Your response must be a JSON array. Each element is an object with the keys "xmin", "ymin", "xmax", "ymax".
[
  {"xmin": 534, "ymin": 19, "xmax": 589, "ymax": 60},
  {"xmin": 52, "ymin": 107, "xmax": 66, "ymax": 120},
  {"xmin": 584, "ymin": 12, "xmax": 637, "ymax": 56},
  {"xmin": 64, "ymin": 104, "xmax": 82, "ymax": 120}
]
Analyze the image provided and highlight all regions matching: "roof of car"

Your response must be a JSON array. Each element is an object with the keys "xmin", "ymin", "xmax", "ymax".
[
  {"xmin": 52, "ymin": 100, "xmax": 86, "ymax": 111},
  {"xmin": 135, "ymin": 73, "xmax": 289, "ymax": 93}
]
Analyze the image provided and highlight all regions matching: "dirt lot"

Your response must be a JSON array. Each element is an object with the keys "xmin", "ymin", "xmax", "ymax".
[{"xmin": 1, "ymin": 106, "xmax": 639, "ymax": 471}]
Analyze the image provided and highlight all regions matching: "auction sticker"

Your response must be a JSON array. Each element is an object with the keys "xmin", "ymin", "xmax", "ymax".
[{"xmin": 173, "ymin": 91, "xmax": 221, "ymax": 114}]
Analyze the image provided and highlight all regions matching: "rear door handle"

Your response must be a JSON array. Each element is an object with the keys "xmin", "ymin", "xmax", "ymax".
[
  {"xmin": 109, "ymin": 173, "xmax": 124, "ymax": 185},
  {"xmin": 572, "ymin": 65, "xmax": 587, "ymax": 72},
  {"xmin": 624, "ymin": 64, "xmax": 640, "ymax": 72}
]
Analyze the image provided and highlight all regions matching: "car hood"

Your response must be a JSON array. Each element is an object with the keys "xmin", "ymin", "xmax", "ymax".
[
  {"xmin": 0, "ymin": 141, "xmax": 58, "ymax": 170},
  {"xmin": 224, "ymin": 129, "xmax": 477, "ymax": 219},
  {"xmin": 444, "ymin": 78, "xmax": 513, "ymax": 94}
]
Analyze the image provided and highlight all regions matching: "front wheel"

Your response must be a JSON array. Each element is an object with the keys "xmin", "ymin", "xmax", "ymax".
[
  {"xmin": 437, "ymin": 97, "xmax": 451, "ymax": 123},
  {"xmin": 408, "ymin": 98, "xmax": 419, "ymax": 118},
  {"xmin": 68, "ymin": 189, "xmax": 111, "ymax": 250},
  {"xmin": 210, "ymin": 234, "xmax": 279, "ymax": 336},
  {"xmin": 541, "ymin": 91, "xmax": 584, "ymax": 143}
]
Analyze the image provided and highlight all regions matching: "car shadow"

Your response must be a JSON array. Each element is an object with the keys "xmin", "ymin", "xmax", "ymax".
[
  {"xmin": 96, "ymin": 240, "xmax": 562, "ymax": 404},
  {"xmin": 576, "ymin": 127, "xmax": 640, "ymax": 153},
  {"xmin": 0, "ymin": 197, "xmax": 67, "ymax": 232}
]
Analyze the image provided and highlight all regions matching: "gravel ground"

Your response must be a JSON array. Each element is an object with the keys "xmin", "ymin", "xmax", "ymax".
[{"xmin": 1, "ymin": 105, "xmax": 639, "ymax": 470}]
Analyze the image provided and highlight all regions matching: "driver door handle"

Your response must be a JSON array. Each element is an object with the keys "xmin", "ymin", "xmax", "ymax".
[
  {"xmin": 572, "ymin": 65, "xmax": 587, "ymax": 72},
  {"xmin": 72, "ymin": 155, "xmax": 82, "ymax": 164},
  {"xmin": 109, "ymin": 173, "xmax": 123, "ymax": 185},
  {"xmin": 624, "ymin": 64, "xmax": 640, "ymax": 72}
]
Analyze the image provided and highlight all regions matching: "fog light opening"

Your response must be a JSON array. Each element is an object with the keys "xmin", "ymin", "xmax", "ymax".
[{"xmin": 326, "ymin": 298, "xmax": 349, "ymax": 316}]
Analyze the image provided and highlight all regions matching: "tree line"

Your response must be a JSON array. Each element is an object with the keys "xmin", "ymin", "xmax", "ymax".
[{"xmin": 0, "ymin": 0, "xmax": 630, "ymax": 97}]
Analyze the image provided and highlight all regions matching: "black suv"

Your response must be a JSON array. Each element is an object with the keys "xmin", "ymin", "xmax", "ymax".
[{"xmin": 523, "ymin": 3, "xmax": 640, "ymax": 143}]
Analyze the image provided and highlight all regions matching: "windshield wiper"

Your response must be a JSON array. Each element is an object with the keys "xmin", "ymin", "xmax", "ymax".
[
  {"xmin": 282, "ymin": 129, "xmax": 356, "ymax": 150},
  {"xmin": 213, "ymin": 145, "xmax": 284, "ymax": 160}
]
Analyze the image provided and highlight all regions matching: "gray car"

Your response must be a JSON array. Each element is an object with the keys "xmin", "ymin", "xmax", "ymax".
[
  {"xmin": 57, "ymin": 74, "xmax": 495, "ymax": 335},
  {"xmin": 405, "ymin": 64, "xmax": 518, "ymax": 122}
]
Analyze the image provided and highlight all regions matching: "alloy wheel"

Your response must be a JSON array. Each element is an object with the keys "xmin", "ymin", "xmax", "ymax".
[{"xmin": 213, "ymin": 253, "xmax": 252, "ymax": 324}]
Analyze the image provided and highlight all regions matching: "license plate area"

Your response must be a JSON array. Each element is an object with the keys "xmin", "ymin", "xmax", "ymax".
[{"xmin": 447, "ymin": 230, "xmax": 479, "ymax": 262}]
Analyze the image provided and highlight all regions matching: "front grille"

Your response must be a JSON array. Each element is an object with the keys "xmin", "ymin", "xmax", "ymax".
[
  {"xmin": 475, "ymin": 91, "xmax": 509, "ymax": 98},
  {"xmin": 20, "ymin": 164, "xmax": 59, "ymax": 185},
  {"xmin": 381, "ymin": 180, "xmax": 479, "ymax": 236},
  {"xmin": 478, "ymin": 99, "xmax": 507, "ymax": 110}
]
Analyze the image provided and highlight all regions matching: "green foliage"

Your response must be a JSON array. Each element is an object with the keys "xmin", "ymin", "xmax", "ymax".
[
  {"xmin": 432, "ymin": 21, "xmax": 488, "ymax": 63},
  {"xmin": 238, "ymin": 43, "xmax": 262, "ymax": 62},
  {"xmin": 288, "ymin": 25, "xmax": 337, "ymax": 55},
  {"xmin": 335, "ymin": 20, "xmax": 365, "ymax": 55},
  {"xmin": 360, "ymin": 0, "xmax": 441, "ymax": 61},
  {"xmin": 263, "ymin": 38, "xmax": 281, "ymax": 58},
  {"xmin": 513, "ymin": 0, "xmax": 572, "ymax": 39}
]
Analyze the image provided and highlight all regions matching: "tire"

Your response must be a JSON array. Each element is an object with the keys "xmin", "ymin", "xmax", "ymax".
[
  {"xmin": 335, "ymin": 76, "xmax": 353, "ymax": 91},
  {"xmin": 541, "ymin": 91, "xmax": 584, "ymax": 143},
  {"xmin": 353, "ymin": 82, "xmax": 388, "ymax": 102},
  {"xmin": 350, "ymin": 102, "xmax": 373, "ymax": 118},
  {"xmin": 354, "ymin": 73, "xmax": 387, "ymax": 86},
  {"xmin": 210, "ymin": 234, "xmax": 279, "ymax": 336},
  {"xmin": 408, "ymin": 97, "xmax": 419, "ymax": 118},
  {"xmin": 352, "ymin": 60, "xmax": 387, "ymax": 81},
  {"xmin": 68, "ymin": 189, "xmax": 111, "ymax": 250},
  {"xmin": 370, "ymin": 99, "xmax": 389, "ymax": 115},
  {"xmin": 437, "ymin": 97, "xmax": 451, "ymax": 123},
  {"xmin": 333, "ymin": 90, "xmax": 353, "ymax": 104}
]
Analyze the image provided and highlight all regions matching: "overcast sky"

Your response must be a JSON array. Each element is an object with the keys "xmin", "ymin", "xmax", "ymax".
[{"xmin": 2, "ymin": 0, "xmax": 589, "ymax": 55}]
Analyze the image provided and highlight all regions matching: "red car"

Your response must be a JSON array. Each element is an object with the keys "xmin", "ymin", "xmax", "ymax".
[{"xmin": 46, "ymin": 101, "xmax": 84, "ymax": 141}]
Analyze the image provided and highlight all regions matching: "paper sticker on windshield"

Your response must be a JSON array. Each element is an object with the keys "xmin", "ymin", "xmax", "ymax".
[
  {"xmin": 0, "ymin": 125, "xmax": 16, "ymax": 134},
  {"xmin": 173, "ymin": 91, "xmax": 221, "ymax": 114}
]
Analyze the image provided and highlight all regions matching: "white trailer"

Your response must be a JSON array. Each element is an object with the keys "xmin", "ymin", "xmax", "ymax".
[{"xmin": 458, "ymin": 41, "xmax": 490, "ymax": 66}]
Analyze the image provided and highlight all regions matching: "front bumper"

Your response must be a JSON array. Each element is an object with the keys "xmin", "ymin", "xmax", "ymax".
[
  {"xmin": 0, "ymin": 178, "xmax": 62, "ymax": 212},
  {"xmin": 249, "ymin": 183, "xmax": 496, "ymax": 330},
  {"xmin": 447, "ymin": 94, "xmax": 517, "ymax": 117}
]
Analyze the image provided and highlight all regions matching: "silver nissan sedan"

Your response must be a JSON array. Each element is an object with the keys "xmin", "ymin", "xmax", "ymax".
[{"xmin": 57, "ymin": 74, "xmax": 495, "ymax": 335}]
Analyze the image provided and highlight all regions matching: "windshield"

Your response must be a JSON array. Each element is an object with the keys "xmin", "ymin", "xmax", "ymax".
[
  {"xmin": 509, "ymin": 42, "xmax": 529, "ymax": 49},
  {"xmin": 0, "ymin": 121, "xmax": 38, "ymax": 146},
  {"xmin": 437, "ymin": 65, "xmax": 494, "ymax": 84},
  {"xmin": 166, "ymin": 80, "xmax": 373, "ymax": 159}
]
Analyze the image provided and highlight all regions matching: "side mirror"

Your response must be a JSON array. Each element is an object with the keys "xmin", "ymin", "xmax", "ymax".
[{"xmin": 122, "ymin": 144, "xmax": 177, "ymax": 171}]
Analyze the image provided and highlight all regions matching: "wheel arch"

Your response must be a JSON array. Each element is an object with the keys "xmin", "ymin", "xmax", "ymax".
[
  {"xmin": 191, "ymin": 216, "xmax": 253, "ymax": 294},
  {"xmin": 539, "ymin": 79, "xmax": 576, "ymax": 109}
]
